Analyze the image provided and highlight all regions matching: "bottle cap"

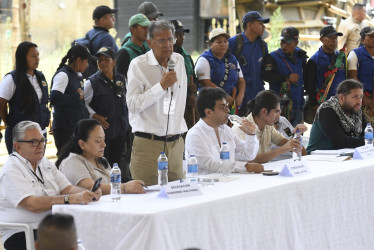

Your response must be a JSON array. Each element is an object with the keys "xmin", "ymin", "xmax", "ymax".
[
  {"xmin": 223, "ymin": 142, "xmax": 227, "ymax": 144},
  {"xmin": 190, "ymin": 154, "xmax": 194, "ymax": 157},
  {"xmin": 160, "ymin": 152, "xmax": 165, "ymax": 154}
]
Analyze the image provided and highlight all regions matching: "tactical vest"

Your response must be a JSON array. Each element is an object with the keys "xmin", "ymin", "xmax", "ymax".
[
  {"xmin": 51, "ymin": 65, "xmax": 88, "ymax": 130},
  {"xmin": 201, "ymin": 49, "xmax": 240, "ymax": 96},
  {"xmin": 309, "ymin": 47, "xmax": 346, "ymax": 99},
  {"xmin": 88, "ymin": 71, "xmax": 128, "ymax": 139},
  {"xmin": 353, "ymin": 46, "xmax": 374, "ymax": 92},
  {"xmin": 270, "ymin": 48, "xmax": 305, "ymax": 108},
  {"xmin": 8, "ymin": 70, "xmax": 50, "ymax": 129}
]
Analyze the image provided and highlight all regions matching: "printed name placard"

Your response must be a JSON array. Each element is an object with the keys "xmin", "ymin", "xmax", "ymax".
[
  {"xmin": 353, "ymin": 145, "xmax": 374, "ymax": 159},
  {"xmin": 279, "ymin": 161, "xmax": 311, "ymax": 177},
  {"xmin": 158, "ymin": 181, "xmax": 202, "ymax": 199}
]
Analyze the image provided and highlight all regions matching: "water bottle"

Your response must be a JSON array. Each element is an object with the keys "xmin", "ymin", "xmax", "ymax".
[
  {"xmin": 220, "ymin": 142, "xmax": 230, "ymax": 176},
  {"xmin": 110, "ymin": 163, "xmax": 121, "ymax": 201},
  {"xmin": 77, "ymin": 239, "xmax": 86, "ymax": 250},
  {"xmin": 158, "ymin": 152, "xmax": 168, "ymax": 186},
  {"xmin": 364, "ymin": 123, "xmax": 373, "ymax": 146},
  {"xmin": 187, "ymin": 155, "xmax": 198, "ymax": 182},
  {"xmin": 292, "ymin": 130, "xmax": 302, "ymax": 161}
]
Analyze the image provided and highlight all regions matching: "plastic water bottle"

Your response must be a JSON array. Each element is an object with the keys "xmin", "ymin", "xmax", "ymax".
[
  {"xmin": 158, "ymin": 152, "xmax": 168, "ymax": 186},
  {"xmin": 364, "ymin": 123, "xmax": 373, "ymax": 146},
  {"xmin": 292, "ymin": 130, "xmax": 302, "ymax": 161},
  {"xmin": 220, "ymin": 142, "xmax": 230, "ymax": 176},
  {"xmin": 187, "ymin": 155, "xmax": 198, "ymax": 182},
  {"xmin": 110, "ymin": 163, "xmax": 121, "ymax": 201},
  {"xmin": 77, "ymin": 239, "xmax": 86, "ymax": 250}
]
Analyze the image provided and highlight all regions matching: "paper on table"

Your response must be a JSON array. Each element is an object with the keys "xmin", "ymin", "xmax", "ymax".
[
  {"xmin": 198, "ymin": 175, "xmax": 240, "ymax": 183},
  {"xmin": 306, "ymin": 155, "xmax": 351, "ymax": 162},
  {"xmin": 310, "ymin": 148, "xmax": 354, "ymax": 155}
]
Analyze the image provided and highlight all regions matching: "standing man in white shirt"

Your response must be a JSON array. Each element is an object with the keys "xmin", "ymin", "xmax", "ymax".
[
  {"xmin": 185, "ymin": 87, "xmax": 263, "ymax": 175},
  {"xmin": 337, "ymin": 3, "xmax": 367, "ymax": 54},
  {"xmin": 126, "ymin": 20, "xmax": 188, "ymax": 185}
]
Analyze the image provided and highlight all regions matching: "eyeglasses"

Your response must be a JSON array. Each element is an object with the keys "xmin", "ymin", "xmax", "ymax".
[
  {"xmin": 18, "ymin": 138, "xmax": 47, "ymax": 147},
  {"xmin": 215, "ymin": 103, "xmax": 230, "ymax": 111},
  {"xmin": 154, "ymin": 37, "xmax": 176, "ymax": 46}
]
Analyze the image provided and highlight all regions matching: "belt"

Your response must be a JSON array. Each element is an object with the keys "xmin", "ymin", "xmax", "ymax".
[{"xmin": 135, "ymin": 132, "xmax": 181, "ymax": 142}]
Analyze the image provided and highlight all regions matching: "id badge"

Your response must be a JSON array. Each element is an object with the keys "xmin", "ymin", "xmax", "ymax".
[
  {"xmin": 43, "ymin": 188, "xmax": 55, "ymax": 196},
  {"xmin": 163, "ymin": 98, "xmax": 176, "ymax": 115}
]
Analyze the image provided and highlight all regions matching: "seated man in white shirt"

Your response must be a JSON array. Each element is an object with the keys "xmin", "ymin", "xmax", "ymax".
[
  {"xmin": 0, "ymin": 121, "xmax": 101, "ymax": 250},
  {"xmin": 234, "ymin": 90, "xmax": 307, "ymax": 163},
  {"xmin": 185, "ymin": 87, "xmax": 263, "ymax": 175}
]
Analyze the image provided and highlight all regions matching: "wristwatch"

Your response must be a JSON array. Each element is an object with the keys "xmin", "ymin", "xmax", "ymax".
[{"xmin": 64, "ymin": 194, "xmax": 70, "ymax": 204}]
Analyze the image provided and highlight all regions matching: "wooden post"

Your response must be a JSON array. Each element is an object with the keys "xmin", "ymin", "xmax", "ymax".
[
  {"xmin": 11, "ymin": 0, "xmax": 20, "ymax": 63},
  {"xmin": 228, "ymin": 0, "xmax": 236, "ymax": 36},
  {"xmin": 19, "ymin": 0, "xmax": 31, "ymax": 41}
]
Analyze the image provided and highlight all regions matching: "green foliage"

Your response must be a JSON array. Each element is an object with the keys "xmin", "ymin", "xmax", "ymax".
[{"xmin": 268, "ymin": 7, "xmax": 284, "ymax": 53}]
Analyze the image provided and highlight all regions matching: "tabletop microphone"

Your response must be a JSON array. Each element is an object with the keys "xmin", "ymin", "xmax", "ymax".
[{"xmin": 168, "ymin": 60, "xmax": 176, "ymax": 94}]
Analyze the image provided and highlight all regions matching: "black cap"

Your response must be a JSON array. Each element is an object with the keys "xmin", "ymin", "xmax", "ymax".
[
  {"xmin": 93, "ymin": 5, "xmax": 118, "ymax": 20},
  {"xmin": 170, "ymin": 20, "xmax": 190, "ymax": 33},
  {"xmin": 320, "ymin": 26, "xmax": 343, "ymax": 37},
  {"xmin": 360, "ymin": 26, "xmax": 374, "ymax": 37},
  {"xmin": 95, "ymin": 46, "xmax": 116, "ymax": 59},
  {"xmin": 138, "ymin": 1, "xmax": 163, "ymax": 20},
  {"xmin": 242, "ymin": 11, "xmax": 270, "ymax": 24},
  {"xmin": 69, "ymin": 44, "xmax": 97, "ymax": 61},
  {"xmin": 280, "ymin": 27, "xmax": 299, "ymax": 43}
]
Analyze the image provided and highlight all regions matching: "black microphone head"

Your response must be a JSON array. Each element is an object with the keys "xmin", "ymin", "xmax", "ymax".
[{"xmin": 168, "ymin": 60, "xmax": 175, "ymax": 71}]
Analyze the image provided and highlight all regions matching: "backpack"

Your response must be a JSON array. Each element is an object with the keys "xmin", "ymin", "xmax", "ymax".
[
  {"xmin": 72, "ymin": 31, "xmax": 105, "ymax": 79},
  {"xmin": 234, "ymin": 33, "xmax": 267, "ymax": 65}
]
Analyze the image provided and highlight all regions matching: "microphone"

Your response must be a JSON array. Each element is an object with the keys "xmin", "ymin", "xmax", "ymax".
[
  {"xmin": 168, "ymin": 60, "xmax": 175, "ymax": 71},
  {"xmin": 168, "ymin": 60, "xmax": 176, "ymax": 94}
]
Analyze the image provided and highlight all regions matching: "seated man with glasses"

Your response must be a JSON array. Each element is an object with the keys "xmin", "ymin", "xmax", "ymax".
[
  {"xmin": 126, "ymin": 20, "xmax": 188, "ymax": 185},
  {"xmin": 0, "ymin": 121, "xmax": 102, "ymax": 250},
  {"xmin": 185, "ymin": 87, "xmax": 263, "ymax": 175}
]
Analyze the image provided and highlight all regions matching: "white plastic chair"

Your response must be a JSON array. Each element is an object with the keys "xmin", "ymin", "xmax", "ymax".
[{"xmin": 0, "ymin": 222, "xmax": 35, "ymax": 250}]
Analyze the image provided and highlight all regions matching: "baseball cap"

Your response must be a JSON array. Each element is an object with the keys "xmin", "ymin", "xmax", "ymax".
[
  {"xmin": 170, "ymin": 20, "xmax": 190, "ymax": 33},
  {"xmin": 95, "ymin": 46, "xmax": 116, "ymax": 59},
  {"xmin": 93, "ymin": 5, "xmax": 118, "ymax": 20},
  {"xmin": 320, "ymin": 26, "xmax": 343, "ymax": 37},
  {"xmin": 360, "ymin": 26, "xmax": 374, "ymax": 37},
  {"xmin": 209, "ymin": 28, "xmax": 230, "ymax": 41},
  {"xmin": 242, "ymin": 11, "xmax": 270, "ymax": 24},
  {"xmin": 70, "ymin": 44, "xmax": 97, "ymax": 61},
  {"xmin": 280, "ymin": 27, "xmax": 299, "ymax": 43},
  {"xmin": 138, "ymin": 1, "xmax": 163, "ymax": 20},
  {"xmin": 129, "ymin": 14, "xmax": 151, "ymax": 28}
]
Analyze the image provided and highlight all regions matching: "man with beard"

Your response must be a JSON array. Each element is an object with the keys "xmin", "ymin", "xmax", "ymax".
[{"xmin": 307, "ymin": 79, "xmax": 366, "ymax": 153}]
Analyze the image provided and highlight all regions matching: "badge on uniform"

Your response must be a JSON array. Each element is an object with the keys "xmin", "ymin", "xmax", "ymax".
[
  {"xmin": 116, "ymin": 81, "xmax": 123, "ymax": 87},
  {"xmin": 229, "ymin": 63, "xmax": 236, "ymax": 70},
  {"xmin": 80, "ymin": 81, "xmax": 84, "ymax": 88},
  {"xmin": 265, "ymin": 64, "xmax": 272, "ymax": 71},
  {"xmin": 42, "ymin": 81, "xmax": 47, "ymax": 87}
]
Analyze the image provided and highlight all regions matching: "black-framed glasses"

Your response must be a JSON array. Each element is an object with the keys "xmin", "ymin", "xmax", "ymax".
[{"xmin": 18, "ymin": 138, "xmax": 47, "ymax": 147}]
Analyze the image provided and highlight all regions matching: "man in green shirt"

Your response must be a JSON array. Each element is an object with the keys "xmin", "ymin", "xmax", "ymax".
[
  {"xmin": 115, "ymin": 14, "xmax": 150, "ymax": 76},
  {"xmin": 170, "ymin": 19, "xmax": 198, "ymax": 129}
]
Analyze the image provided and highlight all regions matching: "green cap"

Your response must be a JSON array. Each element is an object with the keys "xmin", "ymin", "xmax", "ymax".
[{"xmin": 129, "ymin": 14, "xmax": 151, "ymax": 28}]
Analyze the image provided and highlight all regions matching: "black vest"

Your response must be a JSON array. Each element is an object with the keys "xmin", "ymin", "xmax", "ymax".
[
  {"xmin": 8, "ymin": 70, "xmax": 50, "ymax": 129},
  {"xmin": 88, "ymin": 71, "xmax": 128, "ymax": 139},
  {"xmin": 50, "ymin": 65, "xmax": 88, "ymax": 130}
]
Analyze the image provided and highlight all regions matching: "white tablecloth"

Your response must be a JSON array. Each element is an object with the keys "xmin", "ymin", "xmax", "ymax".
[{"xmin": 52, "ymin": 157, "xmax": 374, "ymax": 250}]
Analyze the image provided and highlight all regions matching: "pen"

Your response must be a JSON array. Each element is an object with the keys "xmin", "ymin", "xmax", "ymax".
[{"xmin": 141, "ymin": 184, "xmax": 148, "ymax": 189}]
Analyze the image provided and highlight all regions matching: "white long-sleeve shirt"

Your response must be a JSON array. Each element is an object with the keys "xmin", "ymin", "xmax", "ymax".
[
  {"xmin": 126, "ymin": 50, "xmax": 188, "ymax": 136},
  {"xmin": 185, "ymin": 119, "xmax": 259, "ymax": 175}
]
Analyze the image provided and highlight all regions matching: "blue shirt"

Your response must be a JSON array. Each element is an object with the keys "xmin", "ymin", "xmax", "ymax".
[{"xmin": 229, "ymin": 33, "xmax": 267, "ymax": 108}]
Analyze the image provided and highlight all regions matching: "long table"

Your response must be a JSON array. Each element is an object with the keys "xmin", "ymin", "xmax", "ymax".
[{"xmin": 52, "ymin": 157, "xmax": 374, "ymax": 250}]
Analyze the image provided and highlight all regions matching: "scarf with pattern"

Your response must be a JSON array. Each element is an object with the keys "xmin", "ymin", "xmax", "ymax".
[{"xmin": 316, "ymin": 96, "xmax": 362, "ymax": 136}]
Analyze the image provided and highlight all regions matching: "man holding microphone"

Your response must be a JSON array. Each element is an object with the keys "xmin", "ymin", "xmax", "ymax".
[{"xmin": 126, "ymin": 20, "xmax": 188, "ymax": 185}]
